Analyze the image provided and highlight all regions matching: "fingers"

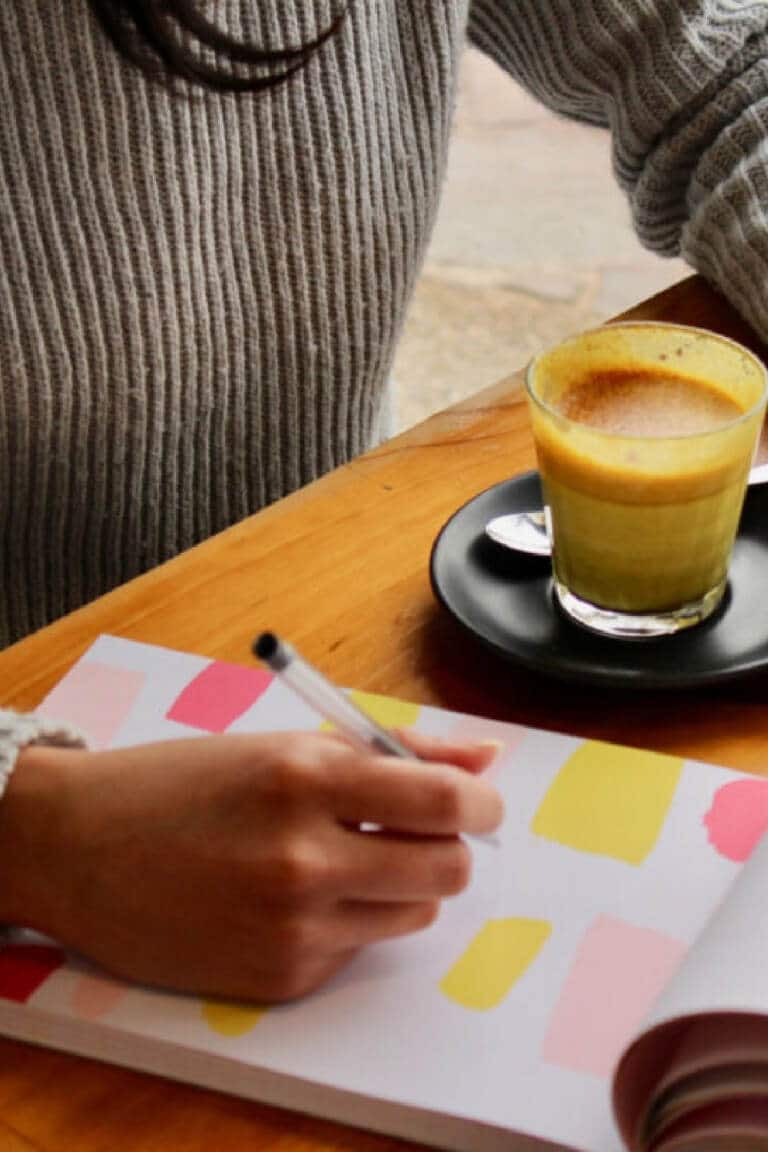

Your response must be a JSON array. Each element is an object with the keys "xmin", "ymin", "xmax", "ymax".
[
  {"xmin": 338, "ymin": 832, "xmax": 473, "ymax": 902},
  {"xmin": 334, "ymin": 899, "xmax": 440, "ymax": 946},
  {"xmin": 392, "ymin": 729, "xmax": 503, "ymax": 774},
  {"xmin": 330, "ymin": 756, "xmax": 504, "ymax": 837},
  {"xmin": 240, "ymin": 904, "xmax": 439, "ymax": 1002},
  {"xmin": 270, "ymin": 901, "xmax": 440, "ymax": 968},
  {"xmin": 244, "ymin": 730, "xmax": 503, "ymax": 837},
  {"xmin": 246, "ymin": 949, "xmax": 360, "ymax": 1004}
]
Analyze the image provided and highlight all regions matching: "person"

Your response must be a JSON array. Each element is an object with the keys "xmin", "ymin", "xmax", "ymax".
[{"xmin": 1, "ymin": 0, "xmax": 767, "ymax": 1000}]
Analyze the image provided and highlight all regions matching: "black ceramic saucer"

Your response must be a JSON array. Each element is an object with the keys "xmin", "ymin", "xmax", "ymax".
[{"xmin": 429, "ymin": 471, "xmax": 768, "ymax": 689}]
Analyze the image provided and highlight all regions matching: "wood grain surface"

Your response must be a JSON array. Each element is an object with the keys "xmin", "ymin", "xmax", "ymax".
[{"xmin": 1, "ymin": 275, "xmax": 766, "ymax": 1152}]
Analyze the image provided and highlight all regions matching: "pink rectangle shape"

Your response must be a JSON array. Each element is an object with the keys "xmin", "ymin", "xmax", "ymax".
[
  {"xmin": 39, "ymin": 660, "xmax": 146, "ymax": 749},
  {"xmin": 542, "ymin": 916, "xmax": 687, "ymax": 1078},
  {"xmin": 166, "ymin": 661, "xmax": 273, "ymax": 732}
]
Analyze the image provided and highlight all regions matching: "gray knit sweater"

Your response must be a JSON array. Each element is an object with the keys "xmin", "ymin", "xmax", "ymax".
[{"xmin": 2, "ymin": 1, "xmax": 768, "ymax": 653}]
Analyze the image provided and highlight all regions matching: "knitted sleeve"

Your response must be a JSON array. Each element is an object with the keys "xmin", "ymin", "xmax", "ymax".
[{"xmin": 467, "ymin": 0, "xmax": 768, "ymax": 343}]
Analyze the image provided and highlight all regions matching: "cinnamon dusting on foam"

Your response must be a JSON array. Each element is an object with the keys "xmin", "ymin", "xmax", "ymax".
[{"xmin": 556, "ymin": 369, "xmax": 743, "ymax": 437}]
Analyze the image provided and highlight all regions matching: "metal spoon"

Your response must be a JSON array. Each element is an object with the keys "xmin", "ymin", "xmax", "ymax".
[
  {"xmin": 485, "ymin": 461, "xmax": 768, "ymax": 557},
  {"xmin": 485, "ymin": 509, "xmax": 550, "ymax": 556}
]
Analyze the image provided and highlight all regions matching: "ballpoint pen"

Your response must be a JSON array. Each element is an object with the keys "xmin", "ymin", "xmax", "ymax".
[
  {"xmin": 253, "ymin": 631, "xmax": 499, "ymax": 846},
  {"xmin": 253, "ymin": 631, "xmax": 414, "ymax": 757}
]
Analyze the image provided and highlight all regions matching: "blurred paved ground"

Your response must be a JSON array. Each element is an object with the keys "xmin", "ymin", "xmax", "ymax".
[{"xmin": 392, "ymin": 50, "xmax": 688, "ymax": 431}]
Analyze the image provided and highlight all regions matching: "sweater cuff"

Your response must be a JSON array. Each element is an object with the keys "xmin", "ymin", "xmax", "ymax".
[{"xmin": 0, "ymin": 709, "xmax": 87, "ymax": 803}]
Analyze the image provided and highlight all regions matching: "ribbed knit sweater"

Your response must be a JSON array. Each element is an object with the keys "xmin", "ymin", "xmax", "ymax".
[{"xmin": 2, "ymin": 1, "xmax": 768, "ymax": 654}]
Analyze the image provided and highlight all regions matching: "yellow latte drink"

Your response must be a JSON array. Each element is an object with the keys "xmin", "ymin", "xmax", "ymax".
[{"xmin": 525, "ymin": 324, "xmax": 768, "ymax": 638}]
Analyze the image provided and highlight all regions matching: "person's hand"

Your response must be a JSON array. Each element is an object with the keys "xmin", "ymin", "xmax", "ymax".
[{"xmin": 0, "ymin": 730, "xmax": 503, "ymax": 1002}]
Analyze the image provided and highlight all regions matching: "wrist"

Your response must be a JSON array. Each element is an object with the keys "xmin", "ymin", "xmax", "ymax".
[{"xmin": 0, "ymin": 745, "xmax": 85, "ymax": 935}]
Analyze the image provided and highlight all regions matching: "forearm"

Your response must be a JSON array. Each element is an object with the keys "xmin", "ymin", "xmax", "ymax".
[
  {"xmin": 0, "ymin": 745, "xmax": 76, "ymax": 930},
  {"xmin": 467, "ymin": 1, "xmax": 768, "ymax": 341},
  {"xmin": 0, "ymin": 712, "xmax": 87, "ymax": 931}
]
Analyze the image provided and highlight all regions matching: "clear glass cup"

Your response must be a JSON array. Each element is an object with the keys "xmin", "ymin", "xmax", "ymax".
[{"xmin": 525, "ymin": 322, "xmax": 768, "ymax": 639}]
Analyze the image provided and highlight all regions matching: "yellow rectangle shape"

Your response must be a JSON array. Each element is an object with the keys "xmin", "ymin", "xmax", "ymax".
[
  {"xmin": 440, "ymin": 918, "xmax": 551, "ymax": 1011},
  {"xmin": 320, "ymin": 690, "xmax": 420, "ymax": 734},
  {"xmin": 202, "ymin": 1000, "xmax": 266, "ymax": 1037},
  {"xmin": 532, "ymin": 740, "xmax": 683, "ymax": 864}
]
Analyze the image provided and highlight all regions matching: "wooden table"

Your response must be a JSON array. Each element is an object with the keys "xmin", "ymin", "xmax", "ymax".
[{"xmin": 2, "ymin": 275, "xmax": 767, "ymax": 1151}]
